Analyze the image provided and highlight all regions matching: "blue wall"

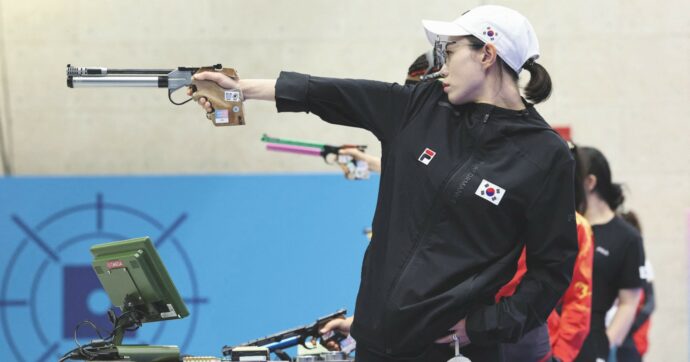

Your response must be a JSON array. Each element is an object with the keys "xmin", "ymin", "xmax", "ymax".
[{"xmin": 0, "ymin": 174, "xmax": 378, "ymax": 361}]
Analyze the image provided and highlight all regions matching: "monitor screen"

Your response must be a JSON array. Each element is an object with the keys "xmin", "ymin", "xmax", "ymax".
[{"xmin": 90, "ymin": 236, "xmax": 189, "ymax": 324}]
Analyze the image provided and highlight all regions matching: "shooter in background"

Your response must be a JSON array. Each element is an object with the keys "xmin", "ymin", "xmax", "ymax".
[
  {"xmin": 544, "ymin": 142, "xmax": 594, "ymax": 362},
  {"xmin": 191, "ymin": 5, "xmax": 578, "ymax": 361},
  {"xmin": 261, "ymin": 134, "xmax": 371, "ymax": 180},
  {"xmin": 405, "ymin": 50, "xmax": 441, "ymax": 85},
  {"xmin": 575, "ymin": 147, "xmax": 646, "ymax": 362}
]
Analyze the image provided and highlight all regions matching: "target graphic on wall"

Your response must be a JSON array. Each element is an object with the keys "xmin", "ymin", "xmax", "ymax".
[{"xmin": 0, "ymin": 193, "xmax": 207, "ymax": 362}]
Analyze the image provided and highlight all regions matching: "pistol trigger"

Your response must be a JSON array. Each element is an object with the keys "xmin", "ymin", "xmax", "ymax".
[
  {"xmin": 323, "ymin": 151, "xmax": 339, "ymax": 165},
  {"xmin": 298, "ymin": 335, "xmax": 311, "ymax": 350},
  {"xmin": 168, "ymin": 89, "xmax": 194, "ymax": 106}
]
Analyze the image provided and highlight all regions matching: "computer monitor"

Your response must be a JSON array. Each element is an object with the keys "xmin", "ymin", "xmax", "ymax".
[
  {"xmin": 61, "ymin": 237, "xmax": 188, "ymax": 361},
  {"xmin": 91, "ymin": 236, "xmax": 189, "ymax": 360},
  {"xmin": 91, "ymin": 236, "xmax": 189, "ymax": 325}
]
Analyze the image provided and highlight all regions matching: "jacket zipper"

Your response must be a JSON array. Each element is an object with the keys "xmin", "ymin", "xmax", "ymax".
[{"xmin": 381, "ymin": 113, "xmax": 490, "ymax": 352}]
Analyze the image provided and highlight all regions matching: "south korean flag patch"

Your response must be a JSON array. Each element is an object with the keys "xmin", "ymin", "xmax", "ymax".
[{"xmin": 475, "ymin": 179, "xmax": 506, "ymax": 206}]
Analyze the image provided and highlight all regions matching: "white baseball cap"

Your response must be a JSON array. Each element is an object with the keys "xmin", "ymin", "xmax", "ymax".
[{"xmin": 422, "ymin": 5, "xmax": 539, "ymax": 74}]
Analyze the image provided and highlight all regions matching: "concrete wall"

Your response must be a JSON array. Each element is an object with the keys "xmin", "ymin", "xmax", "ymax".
[{"xmin": 0, "ymin": 0, "xmax": 687, "ymax": 359}]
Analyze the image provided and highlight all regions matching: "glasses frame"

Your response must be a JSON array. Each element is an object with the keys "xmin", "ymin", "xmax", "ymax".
[
  {"xmin": 432, "ymin": 36, "xmax": 488, "ymax": 68},
  {"xmin": 432, "ymin": 36, "xmax": 457, "ymax": 69}
]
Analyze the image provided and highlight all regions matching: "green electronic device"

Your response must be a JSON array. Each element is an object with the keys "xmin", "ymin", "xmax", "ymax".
[{"xmin": 86, "ymin": 236, "xmax": 189, "ymax": 362}]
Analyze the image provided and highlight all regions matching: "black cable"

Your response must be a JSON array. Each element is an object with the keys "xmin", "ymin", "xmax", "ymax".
[
  {"xmin": 79, "ymin": 320, "xmax": 107, "ymax": 340},
  {"xmin": 58, "ymin": 352, "xmax": 77, "ymax": 362},
  {"xmin": 106, "ymin": 308, "xmax": 143, "ymax": 340},
  {"xmin": 60, "ymin": 318, "xmax": 117, "ymax": 361},
  {"xmin": 61, "ymin": 310, "xmax": 146, "ymax": 361},
  {"xmin": 74, "ymin": 321, "xmax": 106, "ymax": 359},
  {"xmin": 60, "ymin": 343, "xmax": 113, "ymax": 361}
]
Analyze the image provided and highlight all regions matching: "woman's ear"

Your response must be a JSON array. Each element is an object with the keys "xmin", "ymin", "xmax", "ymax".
[
  {"xmin": 481, "ymin": 43, "xmax": 498, "ymax": 69},
  {"xmin": 584, "ymin": 174, "xmax": 597, "ymax": 193}
]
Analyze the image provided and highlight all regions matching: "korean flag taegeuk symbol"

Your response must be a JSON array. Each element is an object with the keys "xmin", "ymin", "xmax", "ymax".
[{"xmin": 475, "ymin": 179, "xmax": 506, "ymax": 205}]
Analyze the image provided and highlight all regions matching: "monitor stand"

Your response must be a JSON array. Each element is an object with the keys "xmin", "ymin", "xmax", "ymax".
[{"xmin": 106, "ymin": 311, "xmax": 181, "ymax": 362}]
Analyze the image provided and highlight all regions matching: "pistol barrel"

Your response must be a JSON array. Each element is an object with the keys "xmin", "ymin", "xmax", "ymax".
[
  {"xmin": 66, "ymin": 65, "xmax": 177, "ymax": 88},
  {"xmin": 67, "ymin": 76, "xmax": 166, "ymax": 88}
]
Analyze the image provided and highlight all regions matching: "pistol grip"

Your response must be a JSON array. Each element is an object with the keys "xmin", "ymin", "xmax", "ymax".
[
  {"xmin": 191, "ymin": 68, "xmax": 245, "ymax": 126},
  {"xmin": 319, "ymin": 330, "xmax": 347, "ymax": 350}
]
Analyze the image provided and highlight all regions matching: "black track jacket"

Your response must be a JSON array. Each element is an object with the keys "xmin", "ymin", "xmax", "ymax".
[{"xmin": 275, "ymin": 72, "xmax": 578, "ymax": 359}]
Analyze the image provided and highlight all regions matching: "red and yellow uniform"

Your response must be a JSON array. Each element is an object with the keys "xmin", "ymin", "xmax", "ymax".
[
  {"xmin": 631, "ymin": 289, "xmax": 651, "ymax": 355},
  {"xmin": 547, "ymin": 213, "xmax": 593, "ymax": 362}
]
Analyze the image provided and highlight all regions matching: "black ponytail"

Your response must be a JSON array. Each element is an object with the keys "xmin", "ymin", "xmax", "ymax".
[
  {"xmin": 579, "ymin": 146, "xmax": 625, "ymax": 211},
  {"xmin": 522, "ymin": 60, "xmax": 552, "ymax": 104},
  {"xmin": 607, "ymin": 182, "xmax": 626, "ymax": 211},
  {"xmin": 620, "ymin": 210, "xmax": 642, "ymax": 233}
]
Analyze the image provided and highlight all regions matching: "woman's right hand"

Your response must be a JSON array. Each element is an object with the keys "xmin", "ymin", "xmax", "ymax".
[
  {"xmin": 339, "ymin": 148, "xmax": 381, "ymax": 173},
  {"xmin": 319, "ymin": 316, "xmax": 354, "ymax": 351},
  {"xmin": 186, "ymin": 71, "xmax": 240, "ymax": 113}
]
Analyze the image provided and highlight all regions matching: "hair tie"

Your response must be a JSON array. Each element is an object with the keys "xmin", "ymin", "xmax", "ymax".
[{"xmin": 524, "ymin": 58, "xmax": 536, "ymax": 70}]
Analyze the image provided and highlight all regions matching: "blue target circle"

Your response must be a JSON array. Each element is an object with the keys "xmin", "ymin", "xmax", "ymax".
[{"xmin": 87, "ymin": 286, "xmax": 111, "ymax": 316}]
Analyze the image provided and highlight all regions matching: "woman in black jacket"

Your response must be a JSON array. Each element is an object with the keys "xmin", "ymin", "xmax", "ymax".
[{"xmin": 191, "ymin": 5, "xmax": 578, "ymax": 361}]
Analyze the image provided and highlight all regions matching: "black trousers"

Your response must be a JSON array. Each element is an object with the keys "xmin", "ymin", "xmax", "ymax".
[
  {"xmin": 501, "ymin": 324, "xmax": 551, "ymax": 361},
  {"xmin": 575, "ymin": 328, "xmax": 609, "ymax": 362},
  {"xmin": 616, "ymin": 346, "xmax": 642, "ymax": 362},
  {"xmin": 355, "ymin": 343, "xmax": 504, "ymax": 362}
]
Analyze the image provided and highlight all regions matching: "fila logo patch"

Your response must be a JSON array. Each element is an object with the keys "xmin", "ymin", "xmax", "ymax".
[
  {"xmin": 418, "ymin": 148, "xmax": 436, "ymax": 165},
  {"xmin": 596, "ymin": 246, "xmax": 610, "ymax": 257},
  {"xmin": 475, "ymin": 179, "xmax": 506, "ymax": 205}
]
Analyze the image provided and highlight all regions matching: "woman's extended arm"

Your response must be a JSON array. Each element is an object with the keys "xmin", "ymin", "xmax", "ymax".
[
  {"xmin": 189, "ymin": 71, "xmax": 276, "ymax": 109},
  {"xmin": 190, "ymin": 71, "xmax": 413, "ymax": 142}
]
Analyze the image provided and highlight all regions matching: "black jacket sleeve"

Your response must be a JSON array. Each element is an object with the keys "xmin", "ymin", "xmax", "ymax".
[
  {"xmin": 465, "ymin": 158, "xmax": 579, "ymax": 344},
  {"xmin": 274, "ymin": 71, "xmax": 412, "ymax": 142}
]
